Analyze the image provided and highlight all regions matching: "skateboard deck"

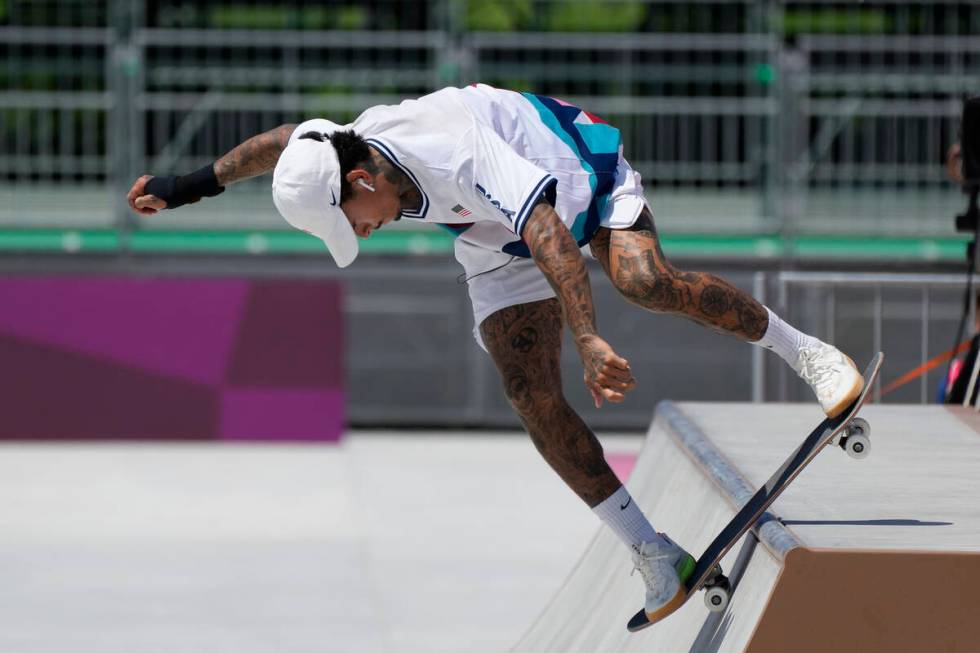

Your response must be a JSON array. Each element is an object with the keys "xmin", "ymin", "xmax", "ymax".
[{"xmin": 627, "ymin": 352, "xmax": 884, "ymax": 632}]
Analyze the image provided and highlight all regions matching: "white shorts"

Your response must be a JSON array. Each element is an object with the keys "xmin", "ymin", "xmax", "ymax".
[{"xmin": 465, "ymin": 156, "xmax": 647, "ymax": 351}]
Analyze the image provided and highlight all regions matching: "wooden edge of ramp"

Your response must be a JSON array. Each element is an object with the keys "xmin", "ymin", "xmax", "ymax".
[{"xmin": 747, "ymin": 547, "xmax": 980, "ymax": 652}]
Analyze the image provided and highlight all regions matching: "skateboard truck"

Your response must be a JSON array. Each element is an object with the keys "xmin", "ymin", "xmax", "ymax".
[
  {"xmin": 831, "ymin": 416, "xmax": 871, "ymax": 460},
  {"xmin": 702, "ymin": 565, "xmax": 731, "ymax": 612}
]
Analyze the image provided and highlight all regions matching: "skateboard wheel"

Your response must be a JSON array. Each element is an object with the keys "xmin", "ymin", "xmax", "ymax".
[
  {"xmin": 704, "ymin": 586, "xmax": 730, "ymax": 612},
  {"xmin": 842, "ymin": 432, "xmax": 870, "ymax": 459}
]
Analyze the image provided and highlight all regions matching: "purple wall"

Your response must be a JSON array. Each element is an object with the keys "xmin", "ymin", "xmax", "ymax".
[{"xmin": 0, "ymin": 277, "xmax": 344, "ymax": 441}]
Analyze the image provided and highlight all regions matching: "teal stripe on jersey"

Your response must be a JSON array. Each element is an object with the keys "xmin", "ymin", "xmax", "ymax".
[
  {"xmin": 436, "ymin": 223, "xmax": 472, "ymax": 237},
  {"xmin": 573, "ymin": 121, "xmax": 620, "ymax": 226},
  {"xmin": 575, "ymin": 121, "xmax": 621, "ymax": 156},
  {"xmin": 520, "ymin": 93, "xmax": 621, "ymax": 243},
  {"xmin": 520, "ymin": 94, "xmax": 595, "ymax": 243}
]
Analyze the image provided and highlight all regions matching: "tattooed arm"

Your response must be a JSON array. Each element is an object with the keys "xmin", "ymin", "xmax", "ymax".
[
  {"xmin": 523, "ymin": 201, "xmax": 597, "ymax": 342},
  {"xmin": 522, "ymin": 201, "xmax": 636, "ymax": 406},
  {"xmin": 128, "ymin": 124, "xmax": 297, "ymax": 214},
  {"xmin": 213, "ymin": 123, "xmax": 297, "ymax": 186}
]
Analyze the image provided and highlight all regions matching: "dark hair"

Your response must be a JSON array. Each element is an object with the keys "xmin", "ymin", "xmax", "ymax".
[
  {"xmin": 330, "ymin": 129, "xmax": 377, "ymax": 202},
  {"xmin": 297, "ymin": 129, "xmax": 376, "ymax": 201}
]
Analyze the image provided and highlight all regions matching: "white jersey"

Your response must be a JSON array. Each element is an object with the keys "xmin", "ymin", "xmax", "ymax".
[{"xmin": 288, "ymin": 84, "xmax": 644, "ymax": 279}]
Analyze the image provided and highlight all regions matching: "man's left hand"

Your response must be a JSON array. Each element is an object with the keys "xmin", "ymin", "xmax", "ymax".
[
  {"xmin": 127, "ymin": 175, "xmax": 167, "ymax": 215},
  {"xmin": 577, "ymin": 334, "xmax": 636, "ymax": 407}
]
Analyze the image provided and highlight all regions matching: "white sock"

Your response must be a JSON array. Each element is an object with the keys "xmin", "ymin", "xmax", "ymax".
[
  {"xmin": 592, "ymin": 485, "xmax": 658, "ymax": 549},
  {"xmin": 753, "ymin": 306, "xmax": 822, "ymax": 366}
]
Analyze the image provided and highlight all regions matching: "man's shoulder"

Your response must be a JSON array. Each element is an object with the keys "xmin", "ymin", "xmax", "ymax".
[
  {"xmin": 356, "ymin": 101, "xmax": 469, "ymax": 140},
  {"xmin": 353, "ymin": 96, "xmax": 474, "ymax": 172}
]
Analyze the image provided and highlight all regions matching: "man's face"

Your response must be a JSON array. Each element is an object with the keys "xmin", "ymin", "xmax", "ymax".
[{"xmin": 341, "ymin": 169, "xmax": 402, "ymax": 238}]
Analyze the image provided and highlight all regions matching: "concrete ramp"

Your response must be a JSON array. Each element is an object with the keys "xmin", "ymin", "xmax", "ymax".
[{"xmin": 512, "ymin": 402, "xmax": 980, "ymax": 652}]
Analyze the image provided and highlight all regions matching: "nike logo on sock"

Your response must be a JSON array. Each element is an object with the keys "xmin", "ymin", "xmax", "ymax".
[{"xmin": 620, "ymin": 497, "xmax": 632, "ymax": 510}]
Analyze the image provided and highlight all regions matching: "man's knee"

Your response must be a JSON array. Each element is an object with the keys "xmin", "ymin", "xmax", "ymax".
[{"xmin": 613, "ymin": 256, "xmax": 689, "ymax": 313}]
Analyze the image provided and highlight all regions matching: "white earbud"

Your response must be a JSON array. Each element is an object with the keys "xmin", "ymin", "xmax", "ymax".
[{"xmin": 356, "ymin": 179, "xmax": 376, "ymax": 192}]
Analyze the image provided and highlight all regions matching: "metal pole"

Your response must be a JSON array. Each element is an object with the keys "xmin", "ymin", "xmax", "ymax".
[
  {"xmin": 777, "ymin": 275, "xmax": 788, "ymax": 401},
  {"xmin": 965, "ymin": 347, "xmax": 980, "ymax": 409},
  {"xmin": 964, "ymin": 188, "xmax": 980, "ymax": 408},
  {"xmin": 921, "ymin": 286, "xmax": 929, "ymax": 404},
  {"xmin": 826, "ymin": 285, "xmax": 835, "ymax": 345},
  {"xmin": 107, "ymin": 0, "xmax": 143, "ymax": 256},
  {"xmin": 437, "ymin": 0, "xmax": 465, "ymax": 87},
  {"xmin": 752, "ymin": 272, "xmax": 767, "ymax": 402},
  {"xmin": 971, "ymin": 281, "xmax": 977, "ymax": 352},
  {"xmin": 873, "ymin": 284, "xmax": 882, "ymax": 402}
]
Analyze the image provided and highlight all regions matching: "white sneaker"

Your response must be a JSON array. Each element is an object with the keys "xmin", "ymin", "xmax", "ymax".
[
  {"xmin": 631, "ymin": 533, "xmax": 696, "ymax": 622},
  {"xmin": 793, "ymin": 343, "xmax": 864, "ymax": 418}
]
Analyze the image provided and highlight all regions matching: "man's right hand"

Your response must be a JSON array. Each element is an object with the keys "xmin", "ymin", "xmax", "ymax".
[
  {"xmin": 127, "ymin": 175, "xmax": 167, "ymax": 215},
  {"xmin": 577, "ymin": 334, "xmax": 637, "ymax": 408}
]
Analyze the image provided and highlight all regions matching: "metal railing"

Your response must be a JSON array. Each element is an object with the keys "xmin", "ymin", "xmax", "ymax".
[
  {"xmin": 0, "ymin": 0, "xmax": 975, "ymax": 249},
  {"xmin": 753, "ymin": 271, "xmax": 974, "ymax": 404}
]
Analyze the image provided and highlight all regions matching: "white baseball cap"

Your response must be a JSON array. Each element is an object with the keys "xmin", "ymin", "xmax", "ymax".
[{"xmin": 272, "ymin": 126, "xmax": 359, "ymax": 268}]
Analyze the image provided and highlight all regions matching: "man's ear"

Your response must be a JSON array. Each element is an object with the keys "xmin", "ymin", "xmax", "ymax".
[
  {"xmin": 347, "ymin": 169, "xmax": 375, "ymax": 193},
  {"xmin": 346, "ymin": 169, "xmax": 371, "ymax": 184}
]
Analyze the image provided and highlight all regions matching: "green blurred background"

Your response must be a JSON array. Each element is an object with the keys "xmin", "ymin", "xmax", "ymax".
[{"xmin": 1, "ymin": 0, "xmax": 976, "ymax": 262}]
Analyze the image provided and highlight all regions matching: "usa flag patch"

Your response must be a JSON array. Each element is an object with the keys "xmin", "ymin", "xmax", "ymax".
[{"xmin": 451, "ymin": 204, "xmax": 472, "ymax": 217}]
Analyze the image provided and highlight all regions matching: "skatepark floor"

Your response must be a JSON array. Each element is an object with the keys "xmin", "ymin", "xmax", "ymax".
[{"xmin": 0, "ymin": 432, "xmax": 641, "ymax": 653}]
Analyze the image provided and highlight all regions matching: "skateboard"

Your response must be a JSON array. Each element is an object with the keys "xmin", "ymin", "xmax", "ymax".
[{"xmin": 627, "ymin": 352, "xmax": 884, "ymax": 632}]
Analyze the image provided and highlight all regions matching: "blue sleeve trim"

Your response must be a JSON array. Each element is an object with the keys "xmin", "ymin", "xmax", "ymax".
[{"xmin": 514, "ymin": 175, "xmax": 558, "ymax": 236}]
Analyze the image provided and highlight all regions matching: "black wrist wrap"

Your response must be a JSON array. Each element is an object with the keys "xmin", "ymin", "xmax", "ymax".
[{"xmin": 145, "ymin": 163, "xmax": 225, "ymax": 209}]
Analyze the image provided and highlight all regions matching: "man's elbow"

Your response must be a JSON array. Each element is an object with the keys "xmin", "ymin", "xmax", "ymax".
[{"xmin": 275, "ymin": 124, "xmax": 298, "ymax": 149}]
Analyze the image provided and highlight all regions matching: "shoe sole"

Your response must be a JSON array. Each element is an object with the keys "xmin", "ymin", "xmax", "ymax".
[
  {"xmin": 825, "ymin": 355, "xmax": 864, "ymax": 418},
  {"xmin": 643, "ymin": 585, "xmax": 687, "ymax": 624},
  {"xmin": 643, "ymin": 554, "xmax": 696, "ymax": 624}
]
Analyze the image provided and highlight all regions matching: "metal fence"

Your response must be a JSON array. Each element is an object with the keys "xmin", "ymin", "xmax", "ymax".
[
  {"xmin": 1, "ymin": 0, "xmax": 976, "ymax": 246},
  {"xmin": 754, "ymin": 270, "xmax": 974, "ymax": 406}
]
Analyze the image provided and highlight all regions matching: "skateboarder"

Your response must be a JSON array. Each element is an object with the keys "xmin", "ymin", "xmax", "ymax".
[{"xmin": 127, "ymin": 84, "xmax": 864, "ymax": 625}]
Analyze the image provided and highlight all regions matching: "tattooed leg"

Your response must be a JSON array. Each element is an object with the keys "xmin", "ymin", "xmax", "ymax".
[
  {"xmin": 480, "ymin": 299, "xmax": 621, "ymax": 508},
  {"xmin": 590, "ymin": 207, "xmax": 768, "ymax": 341}
]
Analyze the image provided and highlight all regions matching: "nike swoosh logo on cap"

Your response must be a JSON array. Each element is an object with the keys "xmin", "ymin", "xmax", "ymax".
[
  {"xmin": 620, "ymin": 497, "xmax": 631, "ymax": 510},
  {"xmin": 329, "ymin": 189, "xmax": 338, "ymax": 206}
]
